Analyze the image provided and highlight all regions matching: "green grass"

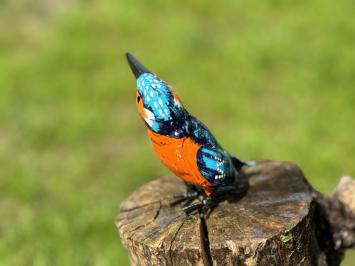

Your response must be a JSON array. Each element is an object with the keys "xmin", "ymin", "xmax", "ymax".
[{"xmin": 0, "ymin": 0, "xmax": 354, "ymax": 265}]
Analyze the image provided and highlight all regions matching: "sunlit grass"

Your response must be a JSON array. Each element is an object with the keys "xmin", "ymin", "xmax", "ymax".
[{"xmin": 0, "ymin": 0, "xmax": 354, "ymax": 265}]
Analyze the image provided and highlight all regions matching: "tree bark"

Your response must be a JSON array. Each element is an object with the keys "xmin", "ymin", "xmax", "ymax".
[{"xmin": 116, "ymin": 160, "xmax": 355, "ymax": 265}]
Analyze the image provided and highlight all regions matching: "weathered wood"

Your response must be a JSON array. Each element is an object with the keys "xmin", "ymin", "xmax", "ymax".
[
  {"xmin": 312, "ymin": 176, "xmax": 355, "ymax": 265},
  {"xmin": 116, "ymin": 161, "xmax": 355, "ymax": 265}
]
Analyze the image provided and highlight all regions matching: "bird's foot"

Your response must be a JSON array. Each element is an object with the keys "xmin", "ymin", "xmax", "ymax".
[
  {"xmin": 170, "ymin": 183, "xmax": 203, "ymax": 207},
  {"xmin": 182, "ymin": 196, "xmax": 216, "ymax": 216},
  {"xmin": 170, "ymin": 191, "xmax": 200, "ymax": 207},
  {"xmin": 182, "ymin": 184, "xmax": 246, "ymax": 216}
]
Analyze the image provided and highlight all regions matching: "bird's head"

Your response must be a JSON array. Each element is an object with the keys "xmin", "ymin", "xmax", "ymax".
[{"xmin": 126, "ymin": 53, "xmax": 188, "ymax": 136}]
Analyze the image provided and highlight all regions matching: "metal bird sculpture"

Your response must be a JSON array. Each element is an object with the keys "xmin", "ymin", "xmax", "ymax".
[{"xmin": 126, "ymin": 53, "xmax": 253, "ymax": 214}]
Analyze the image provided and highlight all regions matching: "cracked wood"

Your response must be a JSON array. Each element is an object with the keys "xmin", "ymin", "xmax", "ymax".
[{"xmin": 116, "ymin": 160, "xmax": 355, "ymax": 265}]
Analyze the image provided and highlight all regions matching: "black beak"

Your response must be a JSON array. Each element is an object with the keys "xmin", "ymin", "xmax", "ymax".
[{"xmin": 126, "ymin": 52, "xmax": 151, "ymax": 78}]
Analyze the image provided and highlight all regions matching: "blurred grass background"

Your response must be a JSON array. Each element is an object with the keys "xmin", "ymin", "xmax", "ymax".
[{"xmin": 0, "ymin": 0, "xmax": 354, "ymax": 265}]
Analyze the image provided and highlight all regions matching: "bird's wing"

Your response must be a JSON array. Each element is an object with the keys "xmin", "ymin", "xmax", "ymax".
[{"xmin": 196, "ymin": 145, "xmax": 235, "ymax": 186}]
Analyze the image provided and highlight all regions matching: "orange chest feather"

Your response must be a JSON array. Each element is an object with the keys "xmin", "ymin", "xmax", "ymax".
[{"xmin": 146, "ymin": 130, "xmax": 214, "ymax": 195}]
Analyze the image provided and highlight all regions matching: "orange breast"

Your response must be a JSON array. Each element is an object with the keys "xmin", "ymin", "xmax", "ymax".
[{"xmin": 147, "ymin": 130, "xmax": 215, "ymax": 196}]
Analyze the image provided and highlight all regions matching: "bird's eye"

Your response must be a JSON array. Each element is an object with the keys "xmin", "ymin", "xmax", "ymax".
[{"xmin": 137, "ymin": 95, "xmax": 141, "ymax": 103}]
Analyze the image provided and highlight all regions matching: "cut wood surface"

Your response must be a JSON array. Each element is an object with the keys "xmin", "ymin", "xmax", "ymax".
[{"xmin": 116, "ymin": 160, "xmax": 355, "ymax": 266}]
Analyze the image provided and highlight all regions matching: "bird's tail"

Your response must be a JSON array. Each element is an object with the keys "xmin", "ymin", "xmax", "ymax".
[{"xmin": 231, "ymin": 156, "xmax": 246, "ymax": 171}]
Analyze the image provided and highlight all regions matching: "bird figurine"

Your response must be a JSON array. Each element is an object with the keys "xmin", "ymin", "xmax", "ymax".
[{"xmin": 126, "ymin": 53, "xmax": 253, "ymax": 214}]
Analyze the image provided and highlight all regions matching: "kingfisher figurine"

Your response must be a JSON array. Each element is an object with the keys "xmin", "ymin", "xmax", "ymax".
[{"xmin": 126, "ymin": 53, "xmax": 253, "ymax": 214}]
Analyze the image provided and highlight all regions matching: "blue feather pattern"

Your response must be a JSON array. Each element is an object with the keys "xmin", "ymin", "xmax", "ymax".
[
  {"xmin": 137, "ymin": 73, "xmax": 188, "ymax": 137},
  {"xmin": 188, "ymin": 116, "xmax": 220, "ymax": 147},
  {"xmin": 137, "ymin": 72, "xmax": 238, "ymax": 186},
  {"xmin": 197, "ymin": 146, "xmax": 235, "ymax": 185}
]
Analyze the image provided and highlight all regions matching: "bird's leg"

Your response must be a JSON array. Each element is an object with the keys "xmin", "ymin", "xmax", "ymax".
[
  {"xmin": 169, "ymin": 182, "xmax": 202, "ymax": 207},
  {"xmin": 173, "ymin": 182, "xmax": 201, "ymax": 199},
  {"xmin": 182, "ymin": 184, "xmax": 245, "ymax": 216},
  {"xmin": 182, "ymin": 196, "xmax": 217, "ymax": 215}
]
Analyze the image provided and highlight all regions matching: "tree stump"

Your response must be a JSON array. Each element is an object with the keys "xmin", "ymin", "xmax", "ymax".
[{"xmin": 116, "ymin": 161, "xmax": 355, "ymax": 266}]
